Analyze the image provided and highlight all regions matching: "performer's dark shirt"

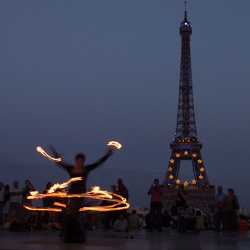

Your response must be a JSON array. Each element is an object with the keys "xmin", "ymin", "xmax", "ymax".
[{"xmin": 56, "ymin": 152, "xmax": 111, "ymax": 194}]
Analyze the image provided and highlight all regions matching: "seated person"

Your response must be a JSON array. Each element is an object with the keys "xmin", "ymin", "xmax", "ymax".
[
  {"xmin": 1, "ymin": 209, "xmax": 17, "ymax": 229},
  {"xmin": 128, "ymin": 210, "xmax": 142, "ymax": 229},
  {"xmin": 195, "ymin": 210, "xmax": 205, "ymax": 231},
  {"xmin": 171, "ymin": 200, "xmax": 178, "ymax": 229},
  {"xmin": 179, "ymin": 206, "xmax": 196, "ymax": 232},
  {"xmin": 112, "ymin": 213, "xmax": 128, "ymax": 232}
]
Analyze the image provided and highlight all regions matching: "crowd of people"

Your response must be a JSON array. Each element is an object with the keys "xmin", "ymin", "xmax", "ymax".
[
  {"xmin": 214, "ymin": 185, "xmax": 241, "ymax": 233},
  {"xmin": 0, "ymin": 175, "xmax": 248, "ymax": 241},
  {"xmin": 0, "ymin": 179, "xmax": 65, "ymax": 231},
  {"xmin": 0, "ymin": 177, "xmax": 141, "ymax": 233},
  {"xmin": 146, "ymin": 181, "xmax": 247, "ymax": 234}
]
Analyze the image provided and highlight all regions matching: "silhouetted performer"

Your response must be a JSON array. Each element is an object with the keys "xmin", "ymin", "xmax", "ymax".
[{"xmin": 50, "ymin": 146, "xmax": 113, "ymax": 243}]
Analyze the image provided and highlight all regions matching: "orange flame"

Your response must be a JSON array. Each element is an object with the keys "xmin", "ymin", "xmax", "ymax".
[
  {"xmin": 107, "ymin": 141, "xmax": 122, "ymax": 149},
  {"xmin": 24, "ymin": 178, "xmax": 129, "ymax": 212},
  {"xmin": 36, "ymin": 146, "xmax": 62, "ymax": 162}
]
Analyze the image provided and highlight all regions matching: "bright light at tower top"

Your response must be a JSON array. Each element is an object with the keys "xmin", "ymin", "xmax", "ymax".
[{"xmin": 180, "ymin": 0, "xmax": 192, "ymax": 29}]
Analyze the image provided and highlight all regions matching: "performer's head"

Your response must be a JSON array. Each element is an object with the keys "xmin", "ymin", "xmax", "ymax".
[{"xmin": 75, "ymin": 153, "xmax": 86, "ymax": 168}]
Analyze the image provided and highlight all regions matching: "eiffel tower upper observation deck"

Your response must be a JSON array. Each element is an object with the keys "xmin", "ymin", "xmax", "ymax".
[{"xmin": 163, "ymin": 6, "xmax": 209, "ymax": 187}]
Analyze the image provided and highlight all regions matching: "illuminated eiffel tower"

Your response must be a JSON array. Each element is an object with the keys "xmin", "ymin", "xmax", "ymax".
[{"xmin": 161, "ymin": 3, "xmax": 215, "ymax": 217}]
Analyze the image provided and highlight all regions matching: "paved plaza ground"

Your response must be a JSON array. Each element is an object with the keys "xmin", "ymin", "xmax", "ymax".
[{"xmin": 0, "ymin": 228, "xmax": 250, "ymax": 250}]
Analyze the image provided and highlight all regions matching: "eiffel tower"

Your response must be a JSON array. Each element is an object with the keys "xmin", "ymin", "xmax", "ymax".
[{"xmin": 161, "ymin": 3, "xmax": 215, "ymax": 217}]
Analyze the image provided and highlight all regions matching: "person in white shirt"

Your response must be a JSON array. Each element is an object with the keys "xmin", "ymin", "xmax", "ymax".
[
  {"xmin": 112, "ymin": 213, "xmax": 128, "ymax": 232},
  {"xmin": 128, "ymin": 210, "xmax": 141, "ymax": 229}
]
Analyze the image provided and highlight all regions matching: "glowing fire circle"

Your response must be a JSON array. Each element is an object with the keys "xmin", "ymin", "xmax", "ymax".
[{"xmin": 24, "ymin": 177, "xmax": 129, "ymax": 212}]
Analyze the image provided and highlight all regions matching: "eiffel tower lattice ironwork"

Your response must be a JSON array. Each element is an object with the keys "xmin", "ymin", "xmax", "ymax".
[{"xmin": 161, "ymin": 4, "xmax": 215, "ymax": 217}]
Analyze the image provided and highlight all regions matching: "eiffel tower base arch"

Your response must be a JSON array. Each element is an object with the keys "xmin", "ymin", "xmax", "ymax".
[{"xmin": 161, "ymin": 185, "xmax": 215, "ymax": 219}]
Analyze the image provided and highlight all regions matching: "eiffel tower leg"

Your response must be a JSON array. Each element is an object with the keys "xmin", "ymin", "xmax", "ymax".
[{"xmin": 191, "ymin": 149, "xmax": 209, "ymax": 185}]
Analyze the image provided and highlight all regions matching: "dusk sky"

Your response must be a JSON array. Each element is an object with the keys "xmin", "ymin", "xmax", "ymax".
[{"xmin": 0, "ymin": 1, "xmax": 250, "ymax": 211}]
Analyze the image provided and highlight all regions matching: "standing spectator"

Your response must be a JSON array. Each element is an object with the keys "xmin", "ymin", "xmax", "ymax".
[
  {"xmin": 114, "ymin": 179, "xmax": 129, "ymax": 201},
  {"xmin": 9, "ymin": 181, "xmax": 22, "ymax": 223},
  {"xmin": 42, "ymin": 182, "xmax": 56, "ymax": 229},
  {"xmin": 22, "ymin": 180, "xmax": 35, "ymax": 207},
  {"xmin": 171, "ymin": 199, "xmax": 178, "ymax": 229},
  {"xmin": 42, "ymin": 182, "xmax": 54, "ymax": 208},
  {"xmin": 225, "ymin": 188, "xmax": 239, "ymax": 233},
  {"xmin": 0, "ymin": 182, "xmax": 4, "ymax": 224},
  {"xmin": 176, "ymin": 185, "xmax": 188, "ymax": 233},
  {"xmin": 41, "ymin": 182, "xmax": 63, "ymax": 230},
  {"xmin": 21, "ymin": 180, "xmax": 35, "ymax": 223},
  {"xmin": 111, "ymin": 178, "xmax": 129, "ymax": 223},
  {"xmin": 214, "ymin": 185, "xmax": 227, "ymax": 232},
  {"xmin": 27, "ymin": 210, "xmax": 38, "ymax": 232},
  {"xmin": 147, "ymin": 178, "xmax": 163, "ymax": 232},
  {"xmin": 2, "ymin": 184, "xmax": 10, "ymax": 224}
]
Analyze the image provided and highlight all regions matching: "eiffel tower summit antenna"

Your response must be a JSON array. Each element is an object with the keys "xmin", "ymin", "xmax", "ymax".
[
  {"xmin": 184, "ymin": 1, "xmax": 187, "ymax": 19},
  {"xmin": 161, "ymin": 3, "xmax": 215, "ymax": 217}
]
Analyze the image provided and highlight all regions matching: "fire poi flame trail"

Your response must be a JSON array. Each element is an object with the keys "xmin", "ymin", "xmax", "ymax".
[
  {"xmin": 37, "ymin": 141, "xmax": 122, "ymax": 162},
  {"xmin": 26, "ymin": 142, "xmax": 128, "ymax": 212},
  {"xmin": 36, "ymin": 146, "xmax": 61, "ymax": 162},
  {"xmin": 107, "ymin": 141, "xmax": 122, "ymax": 149},
  {"xmin": 31, "ymin": 141, "xmax": 130, "ymax": 212},
  {"xmin": 24, "ymin": 178, "xmax": 129, "ymax": 212}
]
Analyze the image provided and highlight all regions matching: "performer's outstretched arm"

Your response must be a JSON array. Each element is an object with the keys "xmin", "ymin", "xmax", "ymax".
[
  {"xmin": 48, "ymin": 145, "xmax": 73, "ymax": 173},
  {"xmin": 85, "ymin": 149, "xmax": 113, "ymax": 173}
]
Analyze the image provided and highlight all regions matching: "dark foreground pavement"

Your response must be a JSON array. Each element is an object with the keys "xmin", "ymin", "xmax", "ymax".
[{"xmin": 0, "ymin": 228, "xmax": 249, "ymax": 250}]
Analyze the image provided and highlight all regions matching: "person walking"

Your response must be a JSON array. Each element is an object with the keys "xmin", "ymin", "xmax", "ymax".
[{"xmin": 114, "ymin": 179, "xmax": 129, "ymax": 200}]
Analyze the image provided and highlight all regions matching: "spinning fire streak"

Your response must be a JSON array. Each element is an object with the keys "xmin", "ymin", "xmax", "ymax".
[
  {"xmin": 106, "ymin": 141, "xmax": 122, "ymax": 149},
  {"xmin": 25, "ymin": 141, "xmax": 129, "ymax": 212}
]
